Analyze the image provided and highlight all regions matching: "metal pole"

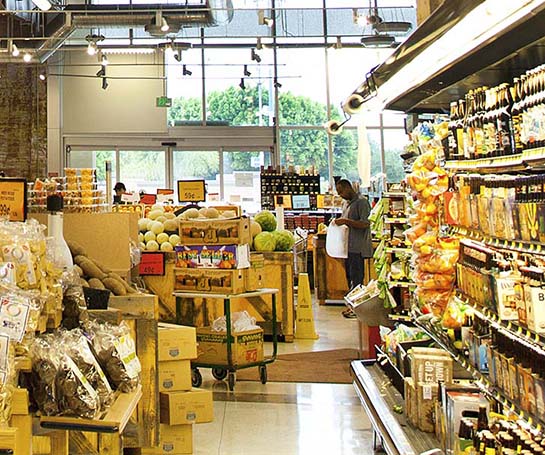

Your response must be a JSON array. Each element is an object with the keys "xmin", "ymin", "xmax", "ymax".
[
  {"xmin": 323, "ymin": 0, "xmax": 334, "ymax": 190},
  {"xmin": 272, "ymin": 0, "xmax": 280, "ymax": 168}
]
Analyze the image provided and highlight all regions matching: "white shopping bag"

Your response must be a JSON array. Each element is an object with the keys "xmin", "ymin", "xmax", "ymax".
[{"xmin": 325, "ymin": 221, "xmax": 349, "ymax": 258}]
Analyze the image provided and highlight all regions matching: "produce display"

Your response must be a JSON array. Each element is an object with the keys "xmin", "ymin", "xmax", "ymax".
[
  {"xmin": 67, "ymin": 240, "xmax": 139, "ymax": 296},
  {"xmin": 251, "ymin": 210, "xmax": 295, "ymax": 252}
]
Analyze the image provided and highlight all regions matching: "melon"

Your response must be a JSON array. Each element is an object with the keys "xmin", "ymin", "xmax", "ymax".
[
  {"xmin": 146, "ymin": 240, "xmax": 159, "ymax": 251},
  {"xmin": 156, "ymin": 215, "xmax": 167, "ymax": 224},
  {"xmin": 169, "ymin": 234, "xmax": 181, "ymax": 246},
  {"xmin": 205, "ymin": 207, "xmax": 220, "ymax": 219},
  {"xmin": 138, "ymin": 218, "xmax": 149, "ymax": 232},
  {"xmin": 144, "ymin": 231, "xmax": 156, "ymax": 242},
  {"xmin": 148, "ymin": 209, "xmax": 164, "ymax": 220},
  {"xmin": 160, "ymin": 242, "xmax": 174, "ymax": 252},
  {"xmin": 250, "ymin": 220, "xmax": 262, "ymax": 238},
  {"xmin": 184, "ymin": 208, "xmax": 200, "ymax": 219},
  {"xmin": 163, "ymin": 219, "xmax": 178, "ymax": 233},
  {"xmin": 150, "ymin": 221, "xmax": 164, "ymax": 235},
  {"xmin": 138, "ymin": 233, "xmax": 144, "ymax": 243},
  {"xmin": 156, "ymin": 233, "xmax": 169, "ymax": 244}
]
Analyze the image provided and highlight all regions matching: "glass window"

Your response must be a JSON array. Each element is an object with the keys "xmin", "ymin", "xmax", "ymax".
[
  {"xmin": 383, "ymin": 129, "xmax": 409, "ymax": 183},
  {"xmin": 223, "ymin": 150, "xmax": 272, "ymax": 214},
  {"xmin": 119, "ymin": 150, "xmax": 166, "ymax": 195},
  {"xmin": 203, "ymin": 47, "xmax": 274, "ymax": 126},
  {"xmin": 279, "ymin": 128, "xmax": 329, "ymax": 190},
  {"xmin": 173, "ymin": 150, "xmax": 220, "ymax": 202},
  {"xmin": 382, "ymin": 110, "xmax": 406, "ymax": 127},
  {"xmin": 167, "ymin": 44, "xmax": 204, "ymax": 125},
  {"xmin": 332, "ymin": 128, "xmax": 382, "ymax": 186},
  {"xmin": 68, "ymin": 150, "xmax": 116, "ymax": 192},
  {"xmin": 277, "ymin": 48, "xmax": 327, "ymax": 126}
]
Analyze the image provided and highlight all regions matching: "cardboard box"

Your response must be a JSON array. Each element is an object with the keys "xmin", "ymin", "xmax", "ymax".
[
  {"xmin": 245, "ymin": 253, "xmax": 264, "ymax": 291},
  {"xmin": 174, "ymin": 268, "xmax": 246, "ymax": 294},
  {"xmin": 196, "ymin": 327, "xmax": 264, "ymax": 366},
  {"xmin": 159, "ymin": 360, "xmax": 192, "ymax": 393},
  {"xmin": 142, "ymin": 424, "xmax": 193, "ymax": 455},
  {"xmin": 525, "ymin": 284, "xmax": 545, "ymax": 333},
  {"xmin": 160, "ymin": 388, "xmax": 214, "ymax": 425},
  {"xmin": 175, "ymin": 244, "xmax": 250, "ymax": 269},
  {"xmin": 410, "ymin": 350, "xmax": 453, "ymax": 385},
  {"xmin": 158, "ymin": 323, "xmax": 197, "ymax": 361},
  {"xmin": 404, "ymin": 377, "xmax": 417, "ymax": 427},
  {"xmin": 416, "ymin": 382, "xmax": 439, "ymax": 433},
  {"xmin": 179, "ymin": 217, "xmax": 251, "ymax": 245},
  {"xmin": 492, "ymin": 276, "xmax": 522, "ymax": 321}
]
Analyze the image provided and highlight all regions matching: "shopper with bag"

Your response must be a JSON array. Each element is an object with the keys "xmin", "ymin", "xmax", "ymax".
[{"xmin": 334, "ymin": 179, "xmax": 373, "ymax": 318}]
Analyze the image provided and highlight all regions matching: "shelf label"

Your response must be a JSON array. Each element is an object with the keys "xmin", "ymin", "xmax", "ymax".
[
  {"xmin": 177, "ymin": 179, "xmax": 206, "ymax": 203},
  {"xmin": 0, "ymin": 178, "xmax": 27, "ymax": 222},
  {"xmin": 139, "ymin": 252, "xmax": 165, "ymax": 276}
]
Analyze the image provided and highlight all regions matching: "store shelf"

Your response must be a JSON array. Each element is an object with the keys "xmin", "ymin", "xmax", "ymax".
[
  {"xmin": 351, "ymin": 360, "xmax": 440, "ymax": 455},
  {"xmin": 444, "ymin": 149, "xmax": 545, "ymax": 173},
  {"xmin": 449, "ymin": 226, "xmax": 545, "ymax": 256},
  {"xmin": 385, "ymin": 247, "xmax": 412, "ymax": 254},
  {"xmin": 412, "ymin": 312, "xmax": 545, "ymax": 429},
  {"xmin": 384, "ymin": 218, "xmax": 409, "ymax": 225},
  {"xmin": 388, "ymin": 281, "xmax": 416, "ymax": 289},
  {"xmin": 383, "ymin": 192, "xmax": 408, "ymax": 198},
  {"xmin": 455, "ymin": 291, "xmax": 545, "ymax": 353}
]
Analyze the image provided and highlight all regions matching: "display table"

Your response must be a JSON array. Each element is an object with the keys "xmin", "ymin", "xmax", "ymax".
[
  {"xmin": 312, "ymin": 234, "xmax": 349, "ymax": 304},
  {"xmin": 351, "ymin": 360, "xmax": 440, "ymax": 455}
]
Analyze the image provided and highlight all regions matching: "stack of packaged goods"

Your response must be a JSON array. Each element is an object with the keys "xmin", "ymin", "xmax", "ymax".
[
  {"xmin": 28, "ymin": 168, "xmax": 106, "ymax": 214},
  {"xmin": 174, "ymin": 211, "xmax": 265, "ymax": 369},
  {"xmin": 404, "ymin": 125, "xmax": 460, "ymax": 319},
  {"xmin": 142, "ymin": 323, "xmax": 213, "ymax": 455}
]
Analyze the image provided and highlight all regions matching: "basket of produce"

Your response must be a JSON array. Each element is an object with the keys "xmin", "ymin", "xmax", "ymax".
[{"xmin": 344, "ymin": 280, "xmax": 392, "ymax": 327}]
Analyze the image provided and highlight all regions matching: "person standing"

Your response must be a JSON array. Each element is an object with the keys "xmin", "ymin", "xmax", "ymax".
[
  {"xmin": 334, "ymin": 179, "xmax": 373, "ymax": 316},
  {"xmin": 113, "ymin": 182, "xmax": 126, "ymax": 204}
]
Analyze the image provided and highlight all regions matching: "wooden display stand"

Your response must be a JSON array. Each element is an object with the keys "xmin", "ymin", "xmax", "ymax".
[
  {"xmin": 312, "ymin": 234, "xmax": 349, "ymax": 304},
  {"xmin": 147, "ymin": 252, "xmax": 295, "ymax": 342},
  {"xmin": 30, "ymin": 212, "xmax": 140, "ymax": 278}
]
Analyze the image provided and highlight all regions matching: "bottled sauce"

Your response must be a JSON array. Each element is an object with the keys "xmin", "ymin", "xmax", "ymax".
[
  {"xmin": 457, "ymin": 99, "xmax": 466, "ymax": 159},
  {"xmin": 475, "ymin": 87, "xmax": 487, "ymax": 158},
  {"xmin": 464, "ymin": 90, "xmax": 475, "ymax": 159},
  {"xmin": 483, "ymin": 87, "xmax": 498, "ymax": 157},
  {"xmin": 497, "ymin": 83, "xmax": 514, "ymax": 156},
  {"xmin": 511, "ymin": 77, "xmax": 524, "ymax": 154},
  {"xmin": 447, "ymin": 101, "xmax": 459, "ymax": 159}
]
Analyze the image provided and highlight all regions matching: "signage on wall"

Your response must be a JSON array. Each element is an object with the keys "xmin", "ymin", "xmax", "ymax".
[
  {"xmin": 177, "ymin": 180, "xmax": 206, "ymax": 203},
  {"xmin": 156, "ymin": 96, "xmax": 172, "ymax": 108},
  {"xmin": 0, "ymin": 178, "xmax": 27, "ymax": 222},
  {"xmin": 139, "ymin": 252, "xmax": 166, "ymax": 276}
]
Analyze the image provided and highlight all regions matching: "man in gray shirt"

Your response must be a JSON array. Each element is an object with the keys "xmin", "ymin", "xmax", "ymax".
[{"xmin": 334, "ymin": 179, "xmax": 373, "ymax": 297}]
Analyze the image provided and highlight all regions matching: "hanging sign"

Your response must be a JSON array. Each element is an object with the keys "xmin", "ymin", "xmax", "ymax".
[
  {"xmin": 178, "ymin": 180, "xmax": 206, "ymax": 203},
  {"xmin": 0, "ymin": 178, "xmax": 27, "ymax": 222},
  {"xmin": 140, "ymin": 194, "xmax": 157, "ymax": 205},
  {"xmin": 139, "ymin": 252, "xmax": 166, "ymax": 276}
]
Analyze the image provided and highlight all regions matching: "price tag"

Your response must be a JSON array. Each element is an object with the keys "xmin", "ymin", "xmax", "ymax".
[
  {"xmin": 138, "ymin": 252, "xmax": 166, "ymax": 276},
  {"xmin": 140, "ymin": 193, "xmax": 157, "ymax": 205},
  {"xmin": 177, "ymin": 180, "xmax": 206, "ymax": 203},
  {"xmin": 0, "ymin": 178, "xmax": 27, "ymax": 222},
  {"xmin": 0, "ymin": 296, "xmax": 30, "ymax": 342}
]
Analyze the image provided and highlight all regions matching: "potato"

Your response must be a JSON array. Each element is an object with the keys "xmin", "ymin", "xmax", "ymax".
[
  {"xmin": 92, "ymin": 259, "xmax": 111, "ymax": 274},
  {"xmin": 107, "ymin": 272, "xmax": 137, "ymax": 294},
  {"xmin": 74, "ymin": 255, "xmax": 88, "ymax": 266},
  {"xmin": 102, "ymin": 277, "xmax": 127, "ymax": 296},
  {"xmin": 79, "ymin": 278, "xmax": 89, "ymax": 287},
  {"xmin": 78, "ymin": 258, "xmax": 107, "ymax": 280},
  {"xmin": 74, "ymin": 264, "xmax": 83, "ymax": 277},
  {"xmin": 88, "ymin": 278, "xmax": 106, "ymax": 290},
  {"xmin": 67, "ymin": 240, "xmax": 86, "ymax": 257}
]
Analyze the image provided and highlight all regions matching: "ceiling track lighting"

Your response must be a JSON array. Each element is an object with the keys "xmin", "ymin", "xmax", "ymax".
[
  {"xmin": 258, "ymin": 9, "xmax": 274, "ymax": 27},
  {"xmin": 239, "ymin": 78, "xmax": 246, "ymax": 90},
  {"xmin": 274, "ymin": 79, "xmax": 282, "ymax": 89},
  {"xmin": 361, "ymin": 34, "xmax": 397, "ymax": 48},
  {"xmin": 86, "ymin": 34, "xmax": 105, "ymax": 57},
  {"xmin": 10, "ymin": 42, "xmax": 19, "ymax": 58},
  {"xmin": 335, "ymin": 36, "xmax": 342, "ymax": 50},
  {"xmin": 256, "ymin": 37, "xmax": 263, "ymax": 51},
  {"xmin": 102, "ymin": 77, "xmax": 108, "ymax": 90},
  {"xmin": 173, "ymin": 50, "xmax": 182, "ymax": 62},
  {"xmin": 243, "ymin": 64, "xmax": 251, "ymax": 77},
  {"xmin": 100, "ymin": 53, "xmax": 108, "ymax": 66},
  {"xmin": 39, "ymin": 73, "xmax": 46, "ymax": 81},
  {"xmin": 251, "ymin": 48, "xmax": 261, "ymax": 63},
  {"xmin": 157, "ymin": 11, "xmax": 170, "ymax": 33},
  {"xmin": 23, "ymin": 52, "xmax": 32, "ymax": 63},
  {"xmin": 182, "ymin": 65, "xmax": 192, "ymax": 76},
  {"xmin": 96, "ymin": 67, "xmax": 106, "ymax": 78},
  {"xmin": 31, "ymin": 0, "xmax": 51, "ymax": 11}
]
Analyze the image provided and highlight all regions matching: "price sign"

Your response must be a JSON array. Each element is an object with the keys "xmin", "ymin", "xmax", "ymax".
[
  {"xmin": 0, "ymin": 178, "xmax": 27, "ymax": 222},
  {"xmin": 177, "ymin": 180, "xmax": 206, "ymax": 203},
  {"xmin": 139, "ymin": 252, "xmax": 166, "ymax": 276},
  {"xmin": 139, "ymin": 193, "xmax": 157, "ymax": 205}
]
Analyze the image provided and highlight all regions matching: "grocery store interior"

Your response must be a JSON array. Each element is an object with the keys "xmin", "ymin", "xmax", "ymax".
[{"xmin": 1, "ymin": 0, "xmax": 545, "ymax": 454}]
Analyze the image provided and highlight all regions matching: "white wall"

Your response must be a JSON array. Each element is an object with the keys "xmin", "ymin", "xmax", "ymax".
[{"xmin": 62, "ymin": 51, "xmax": 168, "ymax": 134}]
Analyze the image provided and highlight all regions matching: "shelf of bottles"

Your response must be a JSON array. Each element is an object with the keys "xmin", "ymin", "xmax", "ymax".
[
  {"xmin": 444, "ymin": 62, "xmax": 545, "ymax": 172},
  {"xmin": 412, "ymin": 309, "xmax": 545, "ymax": 432},
  {"xmin": 260, "ymin": 166, "xmax": 320, "ymax": 211}
]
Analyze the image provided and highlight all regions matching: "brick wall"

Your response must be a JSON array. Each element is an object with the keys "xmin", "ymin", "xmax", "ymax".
[{"xmin": 0, "ymin": 63, "xmax": 47, "ymax": 180}]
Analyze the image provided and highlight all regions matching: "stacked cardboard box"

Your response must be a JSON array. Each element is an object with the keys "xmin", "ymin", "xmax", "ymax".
[
  {"xmin": 405, "ymin": 347, "xmax": 453, "ymax": 433},
  {"xmin": 143, "ymin": 323, "xmax": 214, "ymax": 454}
]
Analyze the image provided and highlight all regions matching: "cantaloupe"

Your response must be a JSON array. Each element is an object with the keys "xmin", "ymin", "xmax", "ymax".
[
  {"xmin": 144, "ymin": 231, "xmax": 156, "ymax": 242},
  {"xmin": 160, "ymin": 242, "xmax": 173, "ymax": 252},
  {"xmin": 146, "ymin": 240, "xmax": 159, "ymax": 251},
  {"xmin": 156, "ymin": 233, "xmax": 169, "ymax": 244},
  {"xmin": 150, "ymin": 221, "xmax": 164, "ymax": 235},
  {"xmin": 169, "ymin": 234, "xmax": 181, "ymax": 246}
]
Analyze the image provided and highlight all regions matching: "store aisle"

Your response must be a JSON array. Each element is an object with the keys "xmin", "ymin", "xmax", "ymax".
[{"xmin": 194, "ymin": 305, "xmax": 374, "ymax": 455}]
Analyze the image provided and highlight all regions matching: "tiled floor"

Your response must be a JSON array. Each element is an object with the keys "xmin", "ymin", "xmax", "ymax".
[{"xmin": 194, "ymin": 305, "xmax": 374, "ymax": 455}]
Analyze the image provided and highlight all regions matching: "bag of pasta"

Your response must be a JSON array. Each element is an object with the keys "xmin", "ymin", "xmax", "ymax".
[{"xmin": 85, "ymin": 320, "xmax": 141, "ymax": 392}]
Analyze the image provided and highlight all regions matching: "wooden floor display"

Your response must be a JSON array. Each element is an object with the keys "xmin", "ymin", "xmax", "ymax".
[{"xmin": 147, "ymin": 252, "xmax": 295, "ymax": 342}]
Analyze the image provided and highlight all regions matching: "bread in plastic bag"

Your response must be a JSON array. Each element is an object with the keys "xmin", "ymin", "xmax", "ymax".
[{"xmin": 84, "ymin": 320, "xmax": 141, "ymax": 392}]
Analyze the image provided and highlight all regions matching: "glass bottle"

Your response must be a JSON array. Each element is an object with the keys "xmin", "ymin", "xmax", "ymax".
[{"xmin": 511, "ymin": 77, "xmax": 524, "ymax": 154}]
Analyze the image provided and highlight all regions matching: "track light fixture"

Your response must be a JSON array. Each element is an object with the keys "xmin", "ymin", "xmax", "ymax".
[
  {"xmin": 258, "ymin": 9, "xmax": 274, "ymax": 27},
  {"xmin": 96, "ymin": 67, "xmax": 106, "ymax": 78},
  {"xmin": 23, "ymin": 52, "xmax": 32, "ymax": 63},
  {"xmin": 86, "ymin": 34, "xmax": 104, "ymax": 56},
  {"xmin": 256, "ymin": 37, "xmax": 263, "ymax": 50},
  {"xmin": 174, "ymin": 50, "xmax": 182, "ymax": 62},
  {"xmin": 164, "ymin": 38, "xmax": 175, "ymax": 57},
  {"xmin": 102, "ymin": 78, "xmax": 108, "ymax": 90},
  {"xmin": 274, "ymin": 79, "xmax": 282, "ymax": 89},
  {"xmin": 158, "ymin": 12, "xmax": 169, "ymax": 33},
  {"xmin": 243, "ymin": 65, "xmax": 251, "ymax": 77},
  {"xmin": 239, "ymin": 78, "xmax": 246, "ymax": 90},
  {"xmin": 100, "ymin": 53, "xmax": 108, "ymax": 66},
  {"xmin": 39, "ymin": 73, "xmax": 46, "ymax": 81},
  {"xmin": 335, "ymin": 36, "xmax": 342, "ymax": 50},
  {"xmin": 251, "ymin": 48, "xmax": 261, "ymax": 63},
  {"xmin": 11, "ymin": 43, "xmax": 19, "ymax": 57},
  {"xmin": 182, "ymin": 65, "xmax": 192, "ymax": 76}
]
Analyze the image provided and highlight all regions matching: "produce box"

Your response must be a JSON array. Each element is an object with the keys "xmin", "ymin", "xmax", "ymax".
[
  {"xmin": 142, "ymin": 424, "xmax": 193, "ymax": 455},
  {"xmin": 158, "ymin": 323, "xmax": 197, "ymax": 361},
  {"xmin": 160, "ymin": 388, "xmax": 214, "ymax": 425},
  {"xmin": 416, "ymin": 382, "xmax": 439, "ymax": 433},
  {"xmin": 174, "ymin": 244, "xmax": 250, "ymax": 269},
  {"xmin": 158, "ymin": 360, "xmax": 192, "ymax": 393},
  {"xmin": 174, "ymin": 268, "xmax": 246, "ymax": 294},
  {"xmin": 179, "ymin": 217, "xmax": 251, "ymax": 245},
  {"xmin": 410, "ymin": 348, "xmax": 453, "ymax": 385},
  {"xmin": 245, "ymin": 253, "xmax": 264, "ymax": 291},
  {"xmin": 196, "ymin": 327, "xmax": 264, "ymax": 366},
  {"xmin": 404, "ymin": 377, "xmax": 417, "ymax": 427}
]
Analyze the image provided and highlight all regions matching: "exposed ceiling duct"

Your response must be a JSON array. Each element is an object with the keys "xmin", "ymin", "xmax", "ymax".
[{"xmin": 3, "ymin": 0, "xmax": 234, "ymax": 62}]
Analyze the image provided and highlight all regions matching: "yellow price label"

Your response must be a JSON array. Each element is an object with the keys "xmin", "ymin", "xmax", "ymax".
[
  {"xmin": 0, "ymin": 179, "xmax": 27, "ymax": 222},
  {"xmin": 177, "ymin": 180, "xmax": 206, "ymax": 202}
]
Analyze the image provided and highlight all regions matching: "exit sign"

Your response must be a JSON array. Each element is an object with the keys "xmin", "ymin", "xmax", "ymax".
[{"xmin": 156, "ymin": 96, "xmax": 172, "ymax": 108}]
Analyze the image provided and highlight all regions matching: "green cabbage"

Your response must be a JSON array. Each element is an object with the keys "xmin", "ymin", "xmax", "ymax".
[
  {"xmin": 272, "ymin": 230, "xmax": 295, "ymax": 252},
  {"xmin": 254, "ymin": 210, "xmax": 277, "ymax": 232},
  {"xmin": 253, "ymin": 232, "xmax": 277, "ymax": 252}
]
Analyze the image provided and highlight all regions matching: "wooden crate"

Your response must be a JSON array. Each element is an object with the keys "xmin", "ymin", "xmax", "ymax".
[
  {"xmin": 143, "ymin": 258, "xmax": 177, "ymax": 322},
  {"xmin": 312, "ymin": 234, "xmax": 349, "ymax": 304}
]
